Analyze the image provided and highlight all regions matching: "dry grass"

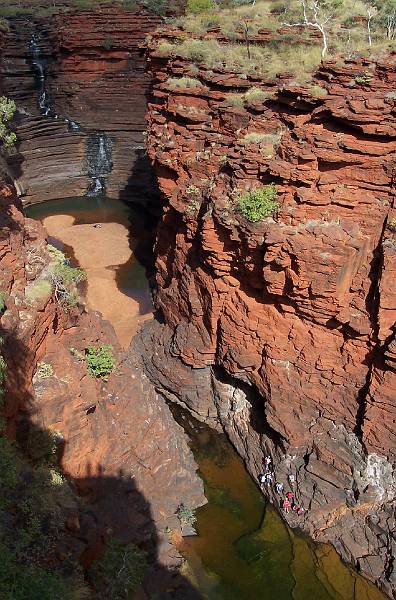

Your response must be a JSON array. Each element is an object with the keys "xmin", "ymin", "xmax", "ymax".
[
  {"xmin": 166, "ymin": 76, "xmax": 204, "ymax": 89},
  {"xmin": 240, "ymin": 129, "xmax": 283, "ymax": 156},
  {"xmin": 244, "ymin": 86, "xmax": 269, "ymax": 103},
  {"xmin": 165, "ymin": 0, "xmax": 395, "ymax": 81},
  {"xmin": 307, "ymin": 84, "xmax": 328, "ymax": 98},
  {"xmin": 157, "ymin": 37, "xmax": 323, "ymax": 82}
]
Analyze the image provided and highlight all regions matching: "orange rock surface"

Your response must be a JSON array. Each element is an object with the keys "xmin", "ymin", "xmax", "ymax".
[{"xmin": 145, "ymin": 38, "xmax": 396, "ymax": 595}]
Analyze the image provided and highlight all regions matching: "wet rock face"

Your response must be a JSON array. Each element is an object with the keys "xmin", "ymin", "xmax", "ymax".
[
  {"xmin": 2, "ymin": 7, "xmax": 163, "ymax": 204},
  {"xmin": 144, "ymin": 40, "xmax": 396, "ymax": 596}
]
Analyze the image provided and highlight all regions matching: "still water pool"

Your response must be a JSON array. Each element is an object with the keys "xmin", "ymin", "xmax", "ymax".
[
  {"xmin": 26, "ymin": 196, "xmax": 153, "ymax": 347},
  {"xmin": 178, "ymin": 414, "xmax": 386, "ymax": 600}
]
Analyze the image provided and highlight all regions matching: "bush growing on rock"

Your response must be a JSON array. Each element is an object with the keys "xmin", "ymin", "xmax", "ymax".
[
  {"xmin": 47, "ymin": 245, "xmax": 86, "ymax": 308},
  {"xmin": 50, "ymin": 262, "xmax": 86, "ymax": 307},
  {"xmin": 25, "ymin": 279, "xmax": 53, "ymax": 303},
  {"xmin": 241, "ymin": 130, "xmax": 283, "ymax": 156},
  {"xmin": 167, "ymin": 76, "xmax": 203, "ymax": 89},
  {"xmin": 103, "ymin": 35, "xmax": 115, "ymax": 50},
  {"xmin": 34, "ymin": 361, "xmax": 54, "ymax": 380},
  {"xmin": 0, "ymin": 96, "xmax": 16, "ymax": 150},
  {"xmin": 0, "ymin": 291, "xmax": 6, "ymax": 313},
  {"xmin": 85, "ymin": 344, "xmax": 115, "ymax": 378},
  {"xmin": 176, "ymin": 503, "xmax": 197, "ymax": 528},
  {"xmin": 187, "ymin": 0, "xmax": 215, "ymax": 14},
  {"xmin": 89, "ymin": 537, "xmax": 147, "ymax": 599},
  {"xmin": 388, "ymin": 218, "xmax": 396, "ymax": 232},
  {"xmin": 237, "ymin": 184, "xmax": 279, "ymax": 222}
]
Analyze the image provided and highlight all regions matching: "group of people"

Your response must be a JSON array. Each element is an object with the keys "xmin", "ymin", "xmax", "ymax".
[{"xmin": 258, "ymin": 456, "xmax": 305, "ymax": 516}]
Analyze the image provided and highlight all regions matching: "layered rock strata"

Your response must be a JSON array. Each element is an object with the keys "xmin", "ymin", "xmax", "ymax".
[
  {"xmin": 0, "ymin": 181, "xmax": 205, "ymax": 585},
  {"xmin": 145, "ymin": 37, "xmax": 396, "ymax": 596},
  {"xmin": 2, "ymin": 7, "xmax": 163, "ymax": 204}
]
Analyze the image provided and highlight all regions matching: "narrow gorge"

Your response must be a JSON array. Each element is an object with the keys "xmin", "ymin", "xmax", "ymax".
[{"xmin": 0, "ymin": 1, "xmax": 395, "ymax": 599}]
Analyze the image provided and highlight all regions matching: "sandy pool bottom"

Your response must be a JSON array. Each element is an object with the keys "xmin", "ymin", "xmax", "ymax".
[{"xmin": 43, "ymin": 214, "xmax": 152, "ymax": 348}]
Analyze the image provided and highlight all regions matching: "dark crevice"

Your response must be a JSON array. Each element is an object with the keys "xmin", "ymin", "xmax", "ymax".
[
  {"xmin": 354, "ymin": 215, "xmax": 389, "ymax": 443},
  {"xmin": 212, "ymin": 364, "xmax": 287, "ymax": 451}
]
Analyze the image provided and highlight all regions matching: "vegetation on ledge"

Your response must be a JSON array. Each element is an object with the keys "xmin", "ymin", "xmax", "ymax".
[
  {"xmin": 237, "ymin": 185, "xmax": 279, "ymax": 222},
  {"xmin": 157, "ymin": 0, "xmax": 395, "ymax": 83},
  {"xmin": 0, "ymin": 96, "xmax": 16, "ymax": 150},
  {"xmin": 85, "ymin": 344, "xmax": 115, "ymax": 378}
]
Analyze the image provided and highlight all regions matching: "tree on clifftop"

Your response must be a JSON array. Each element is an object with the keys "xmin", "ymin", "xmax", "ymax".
[{"xmin": 282, "ymin": 0, "xmax": 341, "ymax": 58}]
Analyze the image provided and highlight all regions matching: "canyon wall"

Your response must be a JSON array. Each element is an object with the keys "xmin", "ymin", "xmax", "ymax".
[
  {"xmin": 144, "ymin": 35, "xmax": 396, "ymax": 596},
  {"xmin": 0, "ymin": 179, "xmax": 205, "ymax": 594},
  {"xmin": 2, "ymin": 6, "xmax": 165, "ymax": 205}
]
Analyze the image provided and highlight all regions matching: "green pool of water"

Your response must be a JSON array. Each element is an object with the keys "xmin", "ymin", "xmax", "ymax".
[{"xmin": 178, "ymin": 414, "xmax": 386, "ymax": 600}]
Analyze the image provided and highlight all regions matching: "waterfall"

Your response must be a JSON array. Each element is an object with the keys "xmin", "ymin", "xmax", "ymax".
[
  {"xmin": 29, "ymin": 35, "xmax": 53, "ymax": 117},
  {"xmin": 86, "ymin": 133, "xmax": 113, "ymax": 196},
  {"xmin": 28, "ymin": 35, "xmax": 81, "ymax": 131}
]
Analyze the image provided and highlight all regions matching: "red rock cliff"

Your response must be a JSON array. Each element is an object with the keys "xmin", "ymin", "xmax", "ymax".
[{"xmin": 144, "ymin": 36, "xmax": 396, "ymax": 596}]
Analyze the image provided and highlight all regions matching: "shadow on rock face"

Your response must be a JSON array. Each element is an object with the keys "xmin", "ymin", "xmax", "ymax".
[{"xmin": 0, "ymin": 320, "xmax": 204, "ymax": 600}]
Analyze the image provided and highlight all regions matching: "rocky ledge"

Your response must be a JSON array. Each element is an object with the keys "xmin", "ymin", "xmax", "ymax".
[{"xmin": 144, "ymin": 33, "xmax": 396, "ymax": 597}]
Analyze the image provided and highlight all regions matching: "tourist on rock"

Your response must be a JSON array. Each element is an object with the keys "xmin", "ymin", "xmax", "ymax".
[
  {"xmin": 258, "ymin": 473, "xmax": 266, "ymax": 488},
  {"xmin": 282, "ymin": 498, "xmax": 291, "ymax": 513},
  {"xmin": 288, "ymin": 474, "xmax": 295, "ymax": 485},
  {"xmin": 265, "ymin": 471, "xmax": 274, "ymax": 486},
  {"xmin": 297, "ymin": 506, "xmax": 305, "ymax": 515},
  {"xmin": 275, "ymin": 482, "xmax": 284, "ymax": 494},
  {"xmin": 286, "ymin": 491, "xmax": 294, "ymax": 501},
  {"xmin": 263, "ymin": 456, "xmax": 271, "ymax": 468}
]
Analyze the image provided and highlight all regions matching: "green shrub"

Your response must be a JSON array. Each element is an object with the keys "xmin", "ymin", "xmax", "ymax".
[
  {"xmin": 0, "ymin": 18, "xmax": 9, "ymax": 32},
  {"xmin": 166, "ymin": 76, "xmax": 203, "ymax": 89},
  {"xmin": 122, "ymin": 0, "xmax": 138, "ymax": 9},
  {"xmin": 103, "ymin": 35, "xmax": 115, "ymax": 50},
  {"xmin": 309, "ymin": 84, "xmax": 328, "ymax": 98},
  {"xmin": 355, "ymin": 72, "xmax": 373, "ymax": 85},
  {"xmin": 388, "ymin": 218, "xmax": 396, "ymax": 232},
  {"xmin": 142, "ymin": 0, "xmax": 167, "ymax": 14},
  {"xmin": 49, "ymin": 262, "xmax": 86, "ymax": 308},
  {"xmin": 0, "ymin": 291, "xmax": 6, "ymax": 313},
  {"xmin": 25, "ymin": 279, "xmax": 53, "ymax": 303},
  {"xmin": 237, "ymin": 184, "xmax": 279, "ymax": 222},
  {"xmin": 176, "ymin": 503, "xmax": 197, "ymax": 527},
  {"xmin": 157, "ymin": 41, "xmax": 177, "ymax": 56},
  {"xmin": 244, "ymin": 87, "xmax": 268, "ymax": 103},
  {"xmin": 0, "ymin": 96, "xmax": 16, "ymax": 149},
  {"xmin": 240, "ymin": 130, "xmax": 283, "ymax": 156},
  {"xmin": 85, "ymin": 344, "xmax": 115, "ymax": 378},
  {"xmin": 89, "ymin": 537, "xmax": 147, "ymax": 600},
  {"xmin": 187, "ymin": 0, "xmax": 215, "ymax": 14},
  {"xmin": 186, "ymin": 184, "xmax": 200, "ymax": 195},
  {"xmin": 224, "ymin": 93, "xmax": 245, "ymax": 108},
  {"xmin": 26, "ymin": 428, "xmax": 60, "ymax": 463},
  {"xmin": 35, "ymin": 362, "xmax": 54, "ymax": 379}
]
